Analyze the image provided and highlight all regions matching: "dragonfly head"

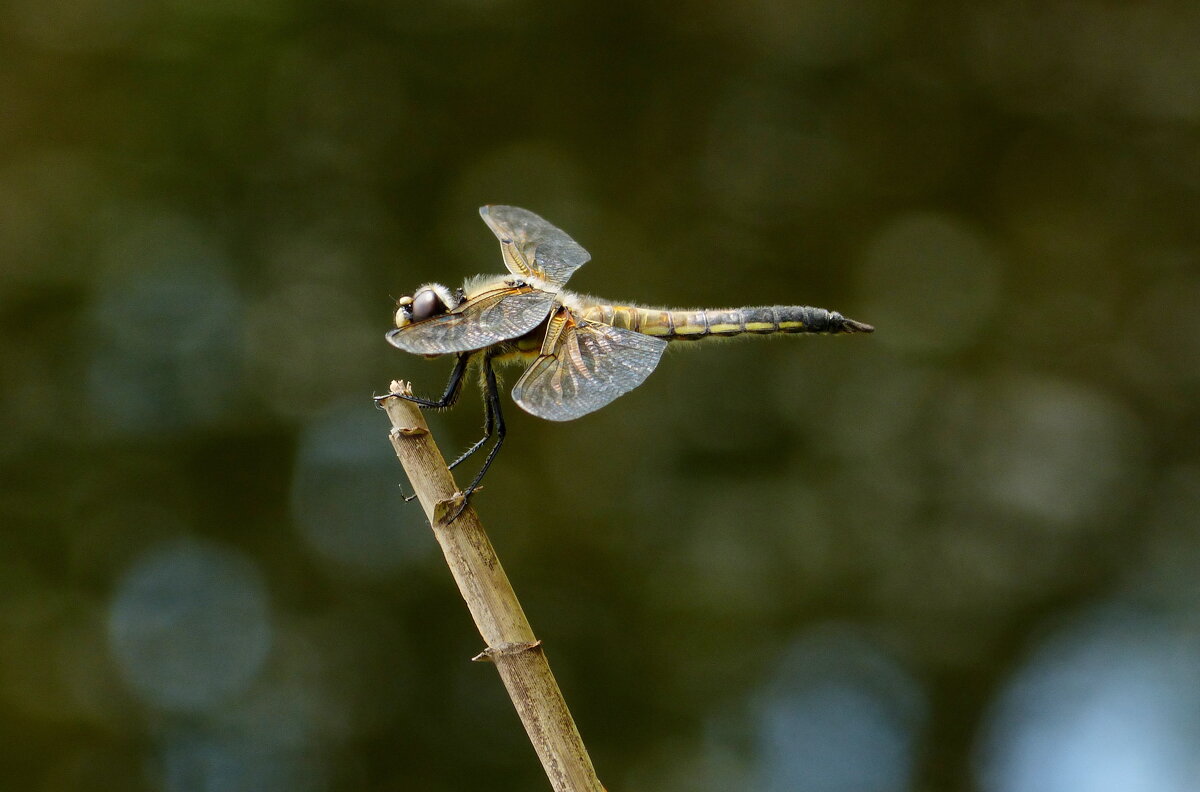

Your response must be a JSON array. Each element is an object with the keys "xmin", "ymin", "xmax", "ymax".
[{"xmin": 394, "ymin": 283, "xmax": 461, "ymax": 328}]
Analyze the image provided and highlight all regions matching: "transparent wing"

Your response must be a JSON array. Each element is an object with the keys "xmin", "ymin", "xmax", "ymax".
[
  {"xmin": 479, "ymin": 205, "xmax": 590, "ymax": 289},
  {"xmin": 511, "ymin": 319, "xmax": 667, "ymax": 421},
  {"xmin": 386, "ymin": 289, "xmax": 555, "ymax": 355}
]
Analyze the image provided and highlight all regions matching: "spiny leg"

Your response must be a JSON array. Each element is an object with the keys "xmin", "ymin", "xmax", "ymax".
[
  {"xmin": 375, "ymin": 352, "xmax": 470, "ymax": 409},
  {"xmin": 446, "ymin": 355, "xmax": 506, "ymax": 522},
  {"xmin": 448, "ymin": 390, "xmax": 493, "ymax": 471}
]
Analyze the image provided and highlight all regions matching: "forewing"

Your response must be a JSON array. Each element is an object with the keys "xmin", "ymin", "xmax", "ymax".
[
  {"xmin": 387, "ymin": 289, "xmax": 555, "ymax": 355},
  {"xmin": 512, "ymin": 320, "xmax": 667, "ymax": 421},
  {"xmin": 479, "ymin": 205, "xmax": 590, "ymax": 289}
]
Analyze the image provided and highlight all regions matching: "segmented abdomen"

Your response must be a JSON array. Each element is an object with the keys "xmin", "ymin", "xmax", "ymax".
[{"xmin": 579, "ymin": 304, "xmax": 869, "ymax": 340}]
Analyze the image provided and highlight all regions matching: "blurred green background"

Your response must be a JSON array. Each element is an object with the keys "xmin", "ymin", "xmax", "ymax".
[{"xmin": 4, "ymin": 0, "xmax": 1200, "ymax": 790}]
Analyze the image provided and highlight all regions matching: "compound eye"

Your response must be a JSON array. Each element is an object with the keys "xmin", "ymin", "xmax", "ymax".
[{"xmin": 411, "ymin": 289, "xmax": 444, "ymax": 321}]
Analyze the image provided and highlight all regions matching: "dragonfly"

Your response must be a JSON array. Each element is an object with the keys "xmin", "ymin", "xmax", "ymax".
[{"xmin": 385, "ymin": 205, "xmax": 873, "ymax": 516}]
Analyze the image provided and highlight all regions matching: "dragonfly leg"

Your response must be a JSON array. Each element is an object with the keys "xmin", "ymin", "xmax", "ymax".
[
  {"xmin": 446, "ymin": 355, "xmax": 506, "ymax": 522},
  {"xmin": 448, "ymin": 391, "xmax": 493, "ymax": 471},
  {"xmin": 375, "ymin": 353, "xmax": 469, "ymax": 409}
]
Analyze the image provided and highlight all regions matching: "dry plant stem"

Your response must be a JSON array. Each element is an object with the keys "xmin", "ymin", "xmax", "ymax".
[{"xmin": 380, "ymin": 381, "xmax": 605, "ymax": 792}]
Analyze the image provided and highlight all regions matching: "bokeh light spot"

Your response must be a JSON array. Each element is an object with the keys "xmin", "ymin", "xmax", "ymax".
[
  {"xmin": 945, "ymin": 375, "xmax": 1146, "ymax": 527},
  {"xmin": 754, "ymin": 625, "xmax": 926, "ymax": 792},
  {"xmin": 291, "ymin": 400, "xmax": 432, "ymax": 574},
  {"xmin": 157, "ymin": 729, "xmax": 328, "ymax": 792},
  {"xmin": 107, "ymin": 539, "xmax": 271, "ymax": 713},
  {"xmin": 976, "ymin": 603, "xmax": 1200, "ymax": 792},
  {"xmin": 88, "ymin": 220, "xmax": 244, "ymax": 435}
]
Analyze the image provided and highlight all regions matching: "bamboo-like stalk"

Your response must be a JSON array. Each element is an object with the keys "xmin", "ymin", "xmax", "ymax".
[{"xmin": 379, "ymin": 380, "xmax": 605, "ymax": 792}]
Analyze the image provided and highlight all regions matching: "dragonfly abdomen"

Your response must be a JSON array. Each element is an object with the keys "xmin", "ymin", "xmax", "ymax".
[{"xmin": 581, "ymin": 304, "xmax": 874, "ymax": 340}]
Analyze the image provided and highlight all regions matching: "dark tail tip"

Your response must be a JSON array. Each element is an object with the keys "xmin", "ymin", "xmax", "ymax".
[{"xmin": 839, "ymin": 316, "xmax": 875, "ymax": 334}]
